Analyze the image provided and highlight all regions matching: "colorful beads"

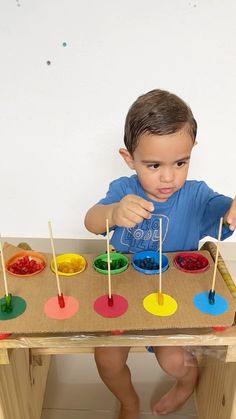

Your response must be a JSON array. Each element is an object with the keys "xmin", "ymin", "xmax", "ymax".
[
  {"xmin": 51, "ymin": 254, "xmax": 86, "ymax": 276},
  {"xmin": 133, "ymin": 256, "xmax": 159, "ymax": 271},
  {"xmin": 93, "ymin": 253, "xmax": 129, "ymax": 275},
  {"xmin": 94, "ymin": 258, "xmax": 127, "ymax": 271},
  {"xmin": 174, "ymin": 253, "xmax": 209, "ymax": 273},
  {"xmin": 57, "ymin": 258, "xmax": 84, "ymax": 274},
  {"xmin": 8, "ymin": 256, "xmax": 44, "ymax": 275},
  {"xmin": 131, "ymin": 251, "xmax": 169, "ymax": 275}
]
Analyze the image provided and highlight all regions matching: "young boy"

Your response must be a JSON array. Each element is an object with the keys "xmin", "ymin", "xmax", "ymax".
[{"xmin": 84, "ymin": 89, "xmax": 236, "ymax": 418}]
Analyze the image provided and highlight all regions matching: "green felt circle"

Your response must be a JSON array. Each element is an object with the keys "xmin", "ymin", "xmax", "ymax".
[{"xmin": 0, "ymin": 296, "xmax": 26, "ymax": 320}]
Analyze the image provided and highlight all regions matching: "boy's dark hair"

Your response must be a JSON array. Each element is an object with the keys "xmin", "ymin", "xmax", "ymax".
[{"xmin": 124, "ymin": 89, "xmax": 197, "ymax": 154}]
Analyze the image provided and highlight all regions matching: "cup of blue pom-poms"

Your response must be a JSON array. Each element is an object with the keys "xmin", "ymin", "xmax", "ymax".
[{"xmin": 131, "ymin": 250, "xmax": 169, "ymax": 275}]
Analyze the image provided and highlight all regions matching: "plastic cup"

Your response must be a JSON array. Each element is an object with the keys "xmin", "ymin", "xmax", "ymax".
[
  {"xmin": 6, "ymin": 251, "xmax": 46, "ymax": 277},
  {"xmin": 51, "ymin": 253, "xmax": 86, "ymax": 276},
  {"xmin": 174, "ymin": 252, "xmax": 209, "ymax": 273},
  {"xmin": 93, "ymin": 252, "xmax": 128, "ymax": 275},
  {"xmin": 131, "ymin": 250, "xmax": 169, "ymax": 275}
]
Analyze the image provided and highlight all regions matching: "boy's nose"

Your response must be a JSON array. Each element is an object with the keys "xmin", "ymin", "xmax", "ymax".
[{"xmin": 160, "ymin": 168, "xmax": 174, "ymax": 183}]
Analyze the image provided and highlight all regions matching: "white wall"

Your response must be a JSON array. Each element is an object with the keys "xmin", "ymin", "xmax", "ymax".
[{"xmin": 0, "ymin": 0, "xmax": 236, "ymax": 239}]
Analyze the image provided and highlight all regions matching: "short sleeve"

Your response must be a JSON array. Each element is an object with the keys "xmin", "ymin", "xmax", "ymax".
[
  {"xmin": 97, "ymin": 176, "xmax": 138, "ymax": 205},
  {"xmin": 200, "ymin": 183, "xmax": 233, "ymax": 240}
]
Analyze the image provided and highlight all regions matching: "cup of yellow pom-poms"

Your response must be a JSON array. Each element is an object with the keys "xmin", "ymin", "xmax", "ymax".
[{"xmin": 51, "ymin": 253, "xmax": 86, "ymax": 276}]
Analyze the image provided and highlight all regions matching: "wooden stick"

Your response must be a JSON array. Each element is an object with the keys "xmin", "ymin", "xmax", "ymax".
[
  {"xmin": 106, "ymin": 219, "xmax": 112, "ymax": 299},
  {"xmin": 157, "ymin": 218, "xmax": 164, "ymax": 305},
  {"xmin": 48, "ymin": 221, "xmax": 62, "ymax": 297},
  {"xmin": 210, "ymin": 217, "xmax": 223, "ymax": 293},
  {"xmin": 159, "ymin": 217, "xmax": 162, "ymax": 293},
  {"xmin": 0, "ymin": 237, "xmax": 9, "ymax": 296}
]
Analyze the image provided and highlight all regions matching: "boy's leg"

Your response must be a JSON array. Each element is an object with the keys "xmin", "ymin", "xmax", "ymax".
[
  {"xmin": 94, "ymin": 346, "xmax": 139, "ymax": 419},
  {"xmin": 152, "ymin": 346, "xmax": 198, "ymax": 415}
]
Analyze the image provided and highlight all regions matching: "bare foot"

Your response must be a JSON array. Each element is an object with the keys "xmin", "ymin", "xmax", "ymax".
[
  {"xmin": 118, "ymin": 396, "xmax": 139, "ymax": 419},
  {"xmin": 152, "ymin": 381, "xmax": 194, "ymax": 415}
]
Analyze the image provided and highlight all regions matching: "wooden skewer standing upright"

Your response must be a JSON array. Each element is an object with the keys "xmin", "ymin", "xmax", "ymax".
[
  {"xmin": 0, "ymin": 237, "xmax": 9, "ymax": 297},
  {"xmin": 209, "ymin": 217, "xmax": 223, "ymax": 304},
  {"xmin": 106, "ymin": 219, "xmax": 113, "ymax": 306},
  {"xmin": 157, "ymin": 218, "xmax": 164, "ymax": 305},
  {"xmin": 48, "ymin": 221, "xmax": 65, "ymax": 308}
]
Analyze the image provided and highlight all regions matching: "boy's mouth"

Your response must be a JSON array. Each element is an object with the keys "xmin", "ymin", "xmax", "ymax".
[{"xmin": 158, "ymin": 188, "xmax": 175, "ymax": 195}]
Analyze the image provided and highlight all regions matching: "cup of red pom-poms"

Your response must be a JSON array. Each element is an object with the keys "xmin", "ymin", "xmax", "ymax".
[
  {"xmin": 6, "ymin": 251, "xmax": 46, "ymax": 277},
  {"xmin": 174, "ymin": 252, "xmax": 209, "ymax": 273},
  {"xmin": 131, "ymin": 250, "xmax": 169, "ymax": 275}
]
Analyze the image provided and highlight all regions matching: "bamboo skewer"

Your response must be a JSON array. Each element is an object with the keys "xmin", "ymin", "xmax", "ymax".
[
  {"xmin": 159, "ymin": 217, "xmax": 162, "ymax": 293},
  {"xmin": 0, "ymin": 236, "xmax": 13, "ymax": 312},
  {"xmin": 208, "ymin": 217, "xmax": 223, "ymax": 304},
  {"xmin": 106, "ymin": 219, "xmax": 113, "ymax": 306},
  {"xmin": 48, "ymin": 221, "xmax": 65, "ymax": 308},
  {"xmin": 0, "ymin": 238, "xmax": 9, "ymax": 297},
  {"xmin": 157, "ymin": 218, "xmax": 164, "ymax": 305}
]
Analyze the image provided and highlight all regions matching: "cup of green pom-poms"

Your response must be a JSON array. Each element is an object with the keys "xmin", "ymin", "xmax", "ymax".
[{"xmin": 93, "ymin": 252, "xmax": 128, "ymax": 275}]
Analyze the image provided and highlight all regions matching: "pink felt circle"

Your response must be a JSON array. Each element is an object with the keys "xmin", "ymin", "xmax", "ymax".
[
  {"xmin": 44, "ymin": 296, "xmax": 79, "ymax": 320},
  {"xmin": 93, "ymin": 294, "xmax": 128, "ymax": 318}
]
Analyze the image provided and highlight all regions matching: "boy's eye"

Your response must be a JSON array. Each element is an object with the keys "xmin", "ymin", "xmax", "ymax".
[
  {"xmin": 176, "ymin": 161, "xmax": 186, "ymax": 167},
  {"xmin": 147, "ymin": 163, "xmax": 160, "ymax": 169}
]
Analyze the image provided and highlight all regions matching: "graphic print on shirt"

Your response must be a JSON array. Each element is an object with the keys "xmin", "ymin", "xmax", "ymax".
[{"xmin": 120, "ymin": 214, "xmax": 169, "ymax": 253}]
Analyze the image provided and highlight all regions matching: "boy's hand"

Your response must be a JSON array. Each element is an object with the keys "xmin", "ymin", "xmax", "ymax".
[
  {"xmin": 225, "ymin": 197, "xmax": 236, "ymax": 231},
  {"xmin": 111, "ymin": 194, "xmax": 154, "ymax": 228}
]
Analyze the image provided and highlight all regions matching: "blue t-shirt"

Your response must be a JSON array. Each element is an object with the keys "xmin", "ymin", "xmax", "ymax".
[{"xmin": 98, "ymin": 175, "xmax": 233, "ymax": 253}]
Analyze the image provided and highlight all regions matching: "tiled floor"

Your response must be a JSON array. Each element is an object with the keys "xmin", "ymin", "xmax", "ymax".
[{"xmin": 41, "ymin": 352, "xmax": 198, "ymax": 419}]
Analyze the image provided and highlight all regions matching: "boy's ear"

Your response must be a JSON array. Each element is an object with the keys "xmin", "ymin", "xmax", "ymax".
[{"xmin": 119, "ymin": 148, "xmax": 135, "ymax": 169}]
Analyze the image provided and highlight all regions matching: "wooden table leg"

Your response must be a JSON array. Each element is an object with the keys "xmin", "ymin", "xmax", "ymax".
[
  {"xmin": 195, "ymin": 353, "xmax": 236, "ymax": 419},
  {"xmin": 0, "ymin": 349, "xmax": 50, "ymax": 419}
]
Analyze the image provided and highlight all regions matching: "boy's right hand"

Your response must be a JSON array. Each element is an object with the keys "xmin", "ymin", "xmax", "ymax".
[{"xmin": 111, "ymin": 194, "xmax": 154, "ymax": 228}]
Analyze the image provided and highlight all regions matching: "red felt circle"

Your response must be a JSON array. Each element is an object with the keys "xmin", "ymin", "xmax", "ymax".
[
  {"xmin": 174, "ymin": 252, "xmax": 209, "ymax": 273},
  {"xmin": 0, "ymin": 333, "xmax": 11, "ymax": 340},
  {"xmin": 94, "ymin": 294, "xmax": 128, "ymax": 318}
]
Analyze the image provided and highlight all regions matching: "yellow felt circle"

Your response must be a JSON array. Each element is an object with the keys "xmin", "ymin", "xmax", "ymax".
[{"xmin": 143, "ymin": 293, "xmax": 178, "ymax": 317}]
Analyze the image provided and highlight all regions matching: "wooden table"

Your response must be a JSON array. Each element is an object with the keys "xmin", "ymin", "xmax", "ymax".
[
  {"xmin": 0, "ymin": 241, "xmax": 236, "ymax": 419},
  {"xmin": 1, "ymin": 326, "xmax": 236, "ymax": 419}
]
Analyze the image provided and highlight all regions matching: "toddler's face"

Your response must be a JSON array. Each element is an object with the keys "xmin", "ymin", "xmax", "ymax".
[{"xmin": 120, "ymin": 128, "xmax": 194, "ymax": 202}]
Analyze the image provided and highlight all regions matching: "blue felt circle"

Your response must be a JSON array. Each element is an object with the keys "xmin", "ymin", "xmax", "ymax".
[
  {"xmin": 131, "ymin": 251, "xmax": 169, "ymax": 275},
  {"xmin": 193, "ymin": 291, "xmax": 228, "ymax": 316}
]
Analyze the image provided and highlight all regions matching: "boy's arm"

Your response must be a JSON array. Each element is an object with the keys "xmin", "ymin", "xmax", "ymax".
[
  {"xmin": 84, "ymin": 203, "xmax": 118, "ymax": 234},
  {"xmin": 84, "ymin": 195, "xmax": 154, "ymax": 235},
  {"xmin": 224, "ymin": 197, "xmax": 236, "ymax": 231}
]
